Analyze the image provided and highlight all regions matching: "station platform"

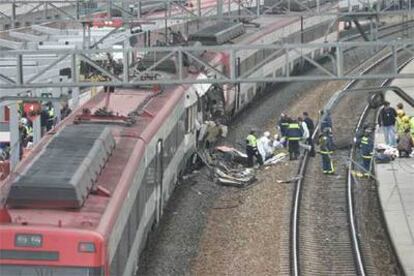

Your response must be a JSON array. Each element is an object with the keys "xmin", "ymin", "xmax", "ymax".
[{"xmin": 375, "ymin": 61, "xmax": 414, "ymax": 275}]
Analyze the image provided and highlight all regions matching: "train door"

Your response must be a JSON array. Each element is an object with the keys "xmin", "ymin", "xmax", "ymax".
[{"xmin": 155, "ymin": 139, "xmax": 163, "ymax": 225}]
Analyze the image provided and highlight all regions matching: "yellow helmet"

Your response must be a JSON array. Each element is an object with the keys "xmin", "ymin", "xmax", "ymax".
[
  {"xmin": 403, "ymin": 115, "xmax": 410, "ymax": 123},
  {"xmin": 397, "ymin": 109, "xmax": 405, "ymax": 117}
]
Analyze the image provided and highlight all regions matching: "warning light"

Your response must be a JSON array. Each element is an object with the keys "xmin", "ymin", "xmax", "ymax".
[{"xmin": 78, "ymin": 242, "xmax": 96, "ymax": 253}]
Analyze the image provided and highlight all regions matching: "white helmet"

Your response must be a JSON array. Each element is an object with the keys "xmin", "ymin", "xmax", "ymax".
[
  {"xmin": 264, "ymin": 131, "xmax": 270, "ymax": 137},
  {"xmin": 20, "ymin": 118, "xmax": 28, "ymax": 125}
]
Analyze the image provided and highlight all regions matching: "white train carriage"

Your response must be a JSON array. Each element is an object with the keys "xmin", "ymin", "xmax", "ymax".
[{"xmin": 204, "ymin": 7, "xmax": 339, "ymax": 115}]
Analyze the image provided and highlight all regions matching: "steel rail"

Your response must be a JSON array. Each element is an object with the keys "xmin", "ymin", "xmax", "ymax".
[
  {"xmin": 347, "ymin": 56, "xmax": 414, "ymax": 276},
  {"xmin": 346, "ymin": 76, "xmax": 393, "ymax": 276},
  {"xmin": 342, "ymin": 19, "xmax": 414, "ymax": 45},
  {"xmin": 290, "ymin": 43, "xmax": 410, "ymax": 276}
]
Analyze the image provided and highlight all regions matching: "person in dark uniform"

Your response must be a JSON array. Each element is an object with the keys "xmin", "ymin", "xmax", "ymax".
[
  {"xmin": 378, "ymin": 101, "xmax": 397, "ymax": 146},
  {"xmin": 246, "ymin": 130, "xmax": 263, "ymax": 167},
  {"xmin": 46, "ymin": 102, "xmax": 55, "ymax": 131},
  {"xmin": 60, "ymin": 103, "xmax": 72, "ymax": 120},
  {"xmin": 320, "ymin": 109, "xmax": 333, "ymax": 132},
  {"xmin": 278, "ymin": 113, "xmax": 290, "ymax": 148},
  {"xmin": 40, "ymin": 105, "xmax": 49, "ymax": 135},
  {"xmin": 357, "ymin": 128, "xmax": 374, "ymax": 176},
  {"xmin": 286, "ymin": 119, "xmax": 303, "ymax": 160},
  {"xmin": 318, "ymin": 127, "xmax": 335, "ymax": 174},
  {"xmin": 303, "ymin": 112, "xmax": 315, "ymax": 157}
]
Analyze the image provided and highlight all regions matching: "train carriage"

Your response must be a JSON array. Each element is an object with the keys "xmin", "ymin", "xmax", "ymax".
[
  {"xmin": 0, "ymin": 3, "xmax": 341, "ymax": 275},
  {"xmin": 0, "ymin": 80, "xmax": 207, "ymax": 275},
  {"xmin": 186, "ymin": 4, "xmax": 338, "ymax": 118}
]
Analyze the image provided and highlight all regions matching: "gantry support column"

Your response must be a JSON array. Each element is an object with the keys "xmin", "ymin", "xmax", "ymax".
[
  {"xmin": 217, "ymin": 0, "xmax": 223, "ymax": 19},
  {"xmin": 53, "ymin": 101, "xmax": 61, "ymax": 125},
  {"xmin": 9, "ymin": 103, "xmax": 19, "ymax": 170},
  {"xmin": 71, "ymin": 54, "xmax": 80, "ymax": 108},
  {"xmin": 32, "ymin": 116, "xmax": 42, "ymax": 145},
  {"xmin": 336, "ymin": 45, "xmax": 343, "ymax": 78},
  {"xmin": 0, "ymin": 107, "xmax": 4, "ymax": 122},
  {"xmin": 11, "ymin": 3, "xmax": 16, "ymax": 29}
]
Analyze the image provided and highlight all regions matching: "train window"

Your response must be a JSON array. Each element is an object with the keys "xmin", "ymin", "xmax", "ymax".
[
  {"xmin": 178, "ymin": 112, "xmax": 185, "ymax": 142},
  {"xmin": 247, "ymin": 55, "xmax": 255, "ymax": 72},
  {"xmin": 163, "ymin": 126, "xmax": 178, "ymax": 166},
  {"xmin": 146, "ymin": 157, "xmax": 156, "ymax": 187},
  {"xmin": 137, "ymin": 176, "xmax": 147, "ymax": 225},
  {"xmin": 110, "ymin": 159, "xmax": 156, "ymax": 276},
  {"xmin": 117, "ymin": 223, "xmax": 129, "ymax": 276},
  {"xmin": 1, "ymin": 265, "xmax": 103, "ymax": 276},
  {"xmin": 110, "ymin": 246, "xmax": 119, "ymax": 276},
  {"xmin": 247, "ymin": 87, "xmax": 254, "ymax": 101},
  {"xmin": 255, "ymin": 50, "xmax": 264, "ymax": 65},
  {"xmin": 264, "ymin": 49, "xmax": 273, "ymax": 59},
  {"xmin": 276, "ymin": 68, "xmax": 282, "ymax": 77},
  {"xmin": 129, "ymin": 195, "xmax": 139, "ymax": 248},
  {"xmin": 186, "ymin": 104, "xmax": 197, "ymax": 132},
  {"xmin": 185, "ymin": 107, "xmax": 192, "ymax": 132},
  {"xmin": 60, "ymin": 68, "xmax": 72, "ymax": 78}
]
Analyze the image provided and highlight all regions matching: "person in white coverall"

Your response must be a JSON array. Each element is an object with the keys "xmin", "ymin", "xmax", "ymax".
[
  {"xmin": 257, "ymin": 131, "xmax": 273, "ymax": 161},
  {"xmin": 298, "ymin": 116, "xmax": 311, "ymax": 151},
  {"xmin": 273, "ymin": 134, "xmax": 284, "ymax": 150}
]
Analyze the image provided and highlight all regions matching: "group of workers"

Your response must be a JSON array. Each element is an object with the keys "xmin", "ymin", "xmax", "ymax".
[
  {"xmin": 278, "ymin": 112, "xmax": 315, "ymax": 161},
  {"xmin": 15, "ymin": 102, "xmax": 71, "ymax": 160},
  {"xmin": 245, "ymin": 111, "xmax": 316, "ymax": 168},
  {"xmin": 245, "ymin": 130, "xmax": 284, "ymax": 167},
  {"xmin": 379, "ymin": 102, "xmax": 414, "ymax": 157},
  {"xmin": 20, "ymin": 103, "xmax": 57, "ymax": 141},
  {"xmin": 244, "ymin": 108, "xmax": 378, "ymax": 177}
]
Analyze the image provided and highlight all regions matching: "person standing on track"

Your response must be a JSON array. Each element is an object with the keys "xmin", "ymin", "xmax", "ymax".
[
  {"xmin": 257, "ymin": 131, "xmax": 272, "ymax": 162},
  {"xmin": 298, "ymin": 116, "xmax": 312, "ymax": 153},
  {"xmin": 278, "ymin": 113, "xmax": 290, "ymax": 148},
  {"xmin": 320, "ymin": 109, "xmax": 333, "ymax": 133},
  {"xmin": 303, "ymin": 112, "xmax": 315, "ymax": 157},
  {"xmin": 378, "ymin": 101, "xmax": 397, "ymax": 146},
  {"xmin": 286, "ymin": 118, "xmax": 303, "ymax": 160},
  {"xmin": 318, "ymin": 127, "xmax": 335, "ymax": 174},
  {"xmin": 246, "ymin": 130, "xmax": 263, "ymax": 168},
  {"xmin": 358, "ymin": 128, "xmax": 374, "ymax": 176}
]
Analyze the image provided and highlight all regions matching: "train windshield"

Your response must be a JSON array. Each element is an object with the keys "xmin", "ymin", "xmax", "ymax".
[{"xmin": 0, "ymin": 265, "xmax": 102, "ymax": 276}]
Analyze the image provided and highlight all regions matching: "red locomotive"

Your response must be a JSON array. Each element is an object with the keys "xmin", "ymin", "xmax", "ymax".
[{"xmin": 0, "ymin": 85, "xmax": 195, "ymax": 275}]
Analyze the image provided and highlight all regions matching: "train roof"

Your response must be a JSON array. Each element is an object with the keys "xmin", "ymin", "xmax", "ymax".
[
  {"xmin": 7, "ymin": 124, "xmax": 116, "ymax": 209},
  {"xmin": 230, "ymin": 16, "xmax": 299, "ymax": 44},
  {"xmin": 189, "ymin": 21, "xmax": 245, "ymax": 45},
  {"xmin": 230, "ymin": 3, "xmax": 337, "ymax": 45},
  {"xmin": 0, "ymin": 85, "xmax": 186, "ymax": 234}
]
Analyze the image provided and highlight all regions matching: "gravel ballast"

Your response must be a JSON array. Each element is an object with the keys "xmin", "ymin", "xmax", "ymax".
[{"xmin": 138, "ymin": 47, "xmax": 402, "ymax": 275}]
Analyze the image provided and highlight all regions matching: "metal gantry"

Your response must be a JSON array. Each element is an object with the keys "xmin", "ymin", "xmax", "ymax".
[
  {"xmin": 0, "ymin": 41, "xmax": 413, "ymax": 89},
  {"xmin": 0, "ymin": 0, "xmax": 251, "ymax": 27},
  {"xmin": 0, "ymin": 0, "xmax": 414, "ymax": 170},
  {"xmin": 1, "ymin": 0, "xmax": 414, "ymax": 26}
]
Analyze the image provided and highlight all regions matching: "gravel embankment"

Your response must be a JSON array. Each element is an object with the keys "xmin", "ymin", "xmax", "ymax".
[
  {"xmin": 191, "ymin": 80, "xmax": 346, "ymax": 275},
  {"xmin": 138, "ymin": 46, "xmax": 402, "ymax": 275},
  {"xmin": 138, "ymin": 76, "xmax": 347, "ymax": 275}
]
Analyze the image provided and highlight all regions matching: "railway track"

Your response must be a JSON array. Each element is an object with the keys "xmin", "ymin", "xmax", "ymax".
[
  {"xmin": 290, "ymin": 44, "xmax": 411, "ymax": 275},
  {"xmin": 342, "ymin": 19, "xmax": 414, "ymax": 42}
]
